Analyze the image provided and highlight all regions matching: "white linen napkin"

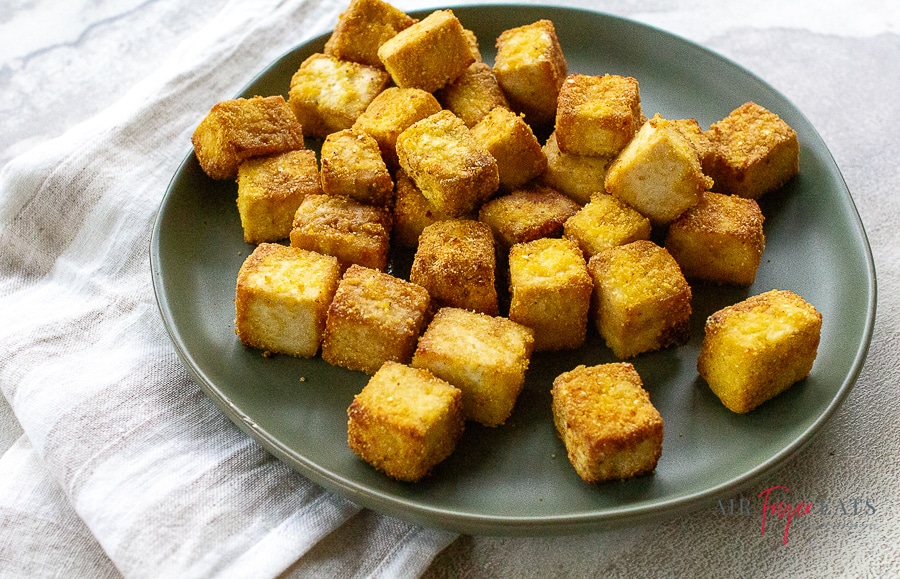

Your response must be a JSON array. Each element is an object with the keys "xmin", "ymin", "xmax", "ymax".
[{"xmin": 0, "ymin": 0, "xmax": 456, "ymax": 576}]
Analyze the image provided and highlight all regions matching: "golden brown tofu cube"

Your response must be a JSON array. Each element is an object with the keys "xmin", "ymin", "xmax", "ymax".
[
  {"xmin": 348, "ymin": 361, "xmax": 464, "ymax": 482},
  {"xmin": 234, "ymin": 243, "xmax": 340, "ymax": 357},
  {"xmin": 288, "ymin": 53, "xmax": 390, "ymax": 139},
  {"xmin": 410, "ymin": 219, "xmax": 498, "ymax": 315},
  {"xmin": 672, "ymin": 118, "xmax": 714, "ymax": 163},
  {"xmin": 392, "ymin": 170, "xmax": 455, "ymax": 248},
  {"xmin": 290, "ymin": 194, "xmax": 392, "ymax": 271},
  {"xmin": 541, "ymin": 132, "xmax": 613, "ymax": 205},
  {"xmin": 697, "ymin": 289, "xmax": 822, "ymax": 413},
  {"xmin": 508, "ymin": 238, "xmax": 593, "ymax": 351},
  {"xmin": 551, "ymin": 363, "xmax": 663, "ymax": 482},
  {"xmin": 555, "ymin": 74, "xmax": 643, "ymax": 157},
  {"xmin": 320, "ymin": 129, "xmax": 393, "ymax": 206},
  {"xmin": 588, "ymin": 240, "xmax": 692, "ymax": 359},
  {"xmin": 470, "ymin": 106, "xmax": 547, "ymax": 190},
  {"xmin": 323, "ymin": 0, "xmax": 416, "ymax": 68},
  {"xmin": 377, "ymin": 10, "xmax": 475, "ymax": 93},
  {"xmin": 352, "ymin": 86, "xmax": 442, "ymax": 172},
  {"xmin": 438, "ymin": 62, "xmax": 510, "ymax": 128},
  {"xmin": 665, "ymin": 191, "xmax": 765, "ymax": 286},
  {"xmin": 493, "ymin": 19, "xmax": 567, "ymax": 127},
  {"xmin": 478, "ymin": 185, "xmax": 580, "ymax": 248},
  {"xmin": 236, "ymin": 149, "xmax": 321, "ymax": 244},
  {"xmin": 704, "ymin": 102, "xmax": 800, "ymax": 199},
  {"xmin": 192, "ymin": 95, "xmax": 304, "ymax": 180},
  {"xmin": 396, "ymin": 110, "xmax": 499, "ymax": 217},
  {"xmin": 322, "ymin": 265, "xmax": 431, "ymax": 374},
  {"xmin": 605, "ymin": 114, "xmax": 713, "ymax": 225},
  {"xmin": 411, "ymin": 307, "xmax": 534, "ymax": 427},
  {"xmin": 563, "ymin": 192, "xmax": 651, "ymax": 259}
]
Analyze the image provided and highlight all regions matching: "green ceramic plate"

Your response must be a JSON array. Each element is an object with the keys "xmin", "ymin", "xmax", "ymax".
[{"xmin": 150, "ymin": 5, "xmax": 876, "ymax": 535}]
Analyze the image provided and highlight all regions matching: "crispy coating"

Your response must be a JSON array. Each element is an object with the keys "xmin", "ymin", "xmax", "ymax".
[
  {"xmin": 410, "ymin": 219, "xmax": 498, "ymax": 315},
  {"xmin": 665, "ymin": 191, "xmax": 765, "ymax": 286},
  {"xmin": 438, "ymin": 62, "xmax": 510, "ymax": 128},
  {"xmin": 348, "ymin": 361, "xmax": 464, "ymax": 482},
  {"xmin": 508, "ymin": 237, "xmax": 593, "ymax": 351},
  {"xmin": 470, "ymin": 106, "xmax": 547, "ymax": 190},
  {"xmin": 192, "ymin": 95, "xmax": 304, "ymax": 180},
  {"xmin": 555, "ymin": 74, "xmax": 643, "ymax": 157},
  {"xmin": 541, "ymin": 131, "xmax": 613, "ymax": 205},
  {"xmin": 551, "ymin": 363, "xmax": 663, "ymax": 483},
  {"xmin": 323, "ymin": 0, "xmax": 417, "ymax": 68},
  {"xmin": 392, "ymin": 170, "xmax": 456, "ymax": 248},
  {"xmin": 411, "ymin": 307, "xmax": 534, "ymax": 427},
  {"xmin": 320, "ymin": 129, "xmax": 394, "ymax": 206},
  {"xmin": 478, "ymin": 184, "xmax": 580, "ymax": 247},
  {"xmin": 563, "ymin": 192, "xmax": 651, "ymax": 259},
  {"xmin": 698, "ymin": 290, "xmax": 821, "ymax": 413},
  {"xmin": 236, "ymin": 149, "xmax": 321, "ymax": 244}
]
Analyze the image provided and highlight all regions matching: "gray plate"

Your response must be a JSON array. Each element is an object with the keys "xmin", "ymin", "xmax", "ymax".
[{"xmin": 150, "ymin": 5, "xmax": 876, "ymax": 535}]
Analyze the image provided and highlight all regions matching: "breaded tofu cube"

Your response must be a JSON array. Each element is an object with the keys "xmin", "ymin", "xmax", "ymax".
[
  {"xmin": 588, "ymin": 240, "xmax": 692, "ymax": 359},
  {"xmin": 396, "ymin": 110, "xmax": 499, "ymax": 217},
  {"xmin": 672, "ymin": 118, "xmax": 714, "ymax": 164},
  {"xmin": 563, "ymin": 192, "xmax": 652, "ymax": 259},
  {"xmin": 288, "ymin": 53, "xmax": 390, "ymax": 139},
  {"xmin": 234, "ymin": 243, "xmax": 340, "ymax": 357},
  {"xmin": 236, "ymin": 149, "xmax": 321, "ymax": 244},
  {"xmin": 555, "ymin": 74, "xmax": 643, "ymax": 157},
  {"xmin": 352, "ymin": 86, "xmax": 442, "ymax": 172},
  {"xmin": 551, "ymin": 363, "xmax": 663, "ymax": 482},
  {"xmin": 320, "ymin": 129, "xmax": 393, "ymax": 206},
  {"xmin": 493, "ymin": 19, "xmax": 567, "ymax": 127},
  {"xmin": 605, "ymin": 114, "xmax": 713, "ymax": 225},
  {"xmin": 322, "ymin": 265, "xmax": 431, "ymax": 374},
  {"xmin": 665, "ymin": 191, "xmax": 765, "ymax": 286},
  {"xmin": 192, "ymin": 95, "xmax": 305, "ymax": 180},
  {"xmin": 290, "ymin": 194, "xmax": 392, "ymax": 271},
  {"xmin": 703, "ymin": 102, "xmax": 800, "ymax": 199},
  {"xmin": 698, "ymin": 289, "xmax": 822, "ymax": 413},
  {"xmin": 508, "ymin": 238, "xmax": 593, "ymax": 351},
  {"xmin": 377, "ymin": 10, "xmax": 475, "ymax": 93},
  {"xmin": 410, "ymin": 219, "xmax": 498, "ymax": 315},
  {"xmin": 541, "ymin": 132, "xmax": 613, "ymax": 205},
  {"xmin": 392, "ymin": 170, "xmax": 455, "ymax": 247},
  {"xmin": 471, "ymin": 106, "xmax": 547, "ymax": 190},
  {"xmin": 478, "ymin": 185, "xmax": 580, "ymax": 248},
  {"xmin": 347, "ymin": 361, "xmax": 464, "ymax": 482},
  {"xmin": 438, "ymin": 62, "xmax": 510, "ymax": 128},
  {"xmin": 323, "ymin": 0, "xmax": 416, "ymax": 68},
  {"xmin": 411, "ymin": 307, "xmax": 534, "ymax": 427}
]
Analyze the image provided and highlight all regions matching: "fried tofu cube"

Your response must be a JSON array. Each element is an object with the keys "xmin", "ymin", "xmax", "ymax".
[
  {"xmin": 478, "ymin": 185, "xmax": 580, "ymax": 248},
  {"xmin": 698, "ymin": 289, "xmax": 822, "ymax": 413},
  {"xmin": 320, "ymin": 129, "xmax": 393, "ymax": 206},
  {"xmin": 410, "ymin": 219, "xmax": 498, "ymax": 315},
  {"xmin": 492, "ymin": 19, "xmax": 567, "ymax": 127},
  {"xmin": 234, "ymin": 243, "xmax": 340, "ymax": 357},
  {"xmin": 551, "ymin": 363, "xmax": 663, "ymax": 482},
  {"xmin": 470, "ymin": 106, "xmax": 547, "ymax": 190},
  {"xmin": 236, "ymin": 149, "xmax": 321, "ymax": 244},
  {"xmin": 703, "ymin": 102, "xmax": 800, "ymax": 199},
  {"xmin": 563, "ymin": 192, "xmax": 651, "ymax": 259},
  {"xmin": 347, "ymin": 361, "xmax": 464, "ymax": 482},
  {"xmin": 555, "ymin": 74, "xmax": 643, "ymax": 157},
  {"xmin": 665, "ymin": 191, "xmax": 765, "ymax": 286},
  {"xmin": 392, "ymin": 170, "xmax": 455, "ymax": 247},
  {"xmin": 672, "ymin": 118, "xmax": 714, "ymax": 163},
  {"xmin": 508, "ymin": 238, "xmax": 593, "ymax": 351},
  {"xmin": 322, "ymin": 265, "xmax": 431, "ymax": 374},
  {"xmin": 288, "ymin": 53, "xmax": 390, "ymax": 139},
  {"xmin": 411, "ymin": 308, "xmax": 534, "ymax": 427},
  {"xmin": 588, "ymin": 240, "xmax": 692, "ymax": 359},
  {"xmin": 541, "ymin": 132, "xmax": 613, "ymax": 205},
  {"xmin": 192, "ymin": 95, "xmax": 305, "ymax": 180},
  {"xmin": 352, "ymin": 86, "xmax": 442, "ymax": 171},
  {"xmin": 377, "ymin": 10, "xmax": 475, "ymax": 93},
  {"xmin": 605, "ymin": 114, "xmax": 713, "ymax": 225},
  {"xmin": 438, "ymin": 62, "xmax": 510, "ymax": 128},
  {"xmin": 396, "ymin": 110, "xmax": 499, "ymax": 217},
  {"xmin": 323, "ymin": 0, "xmax": 416, "ymax": 68},
  {"xmin": 290, "ymin": 194, "xmax": 391, "ymax": 271}
]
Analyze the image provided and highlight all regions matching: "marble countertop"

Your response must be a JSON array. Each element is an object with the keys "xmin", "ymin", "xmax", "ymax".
[{"xmin": 1, "ymin": 1, "xmax": 898, "ymax": 577}]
